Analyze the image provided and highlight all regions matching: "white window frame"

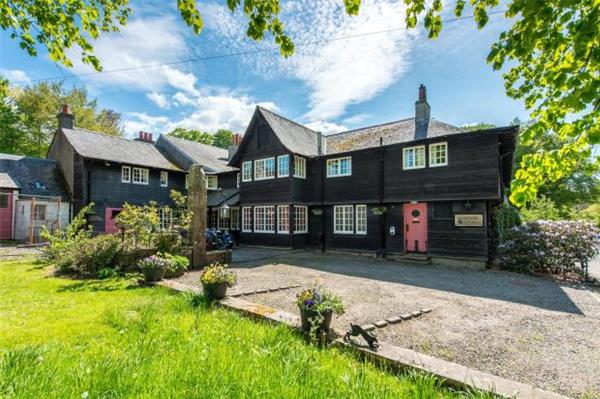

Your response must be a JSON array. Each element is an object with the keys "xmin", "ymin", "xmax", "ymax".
[
  {"xmin": 242, "ymin": 161, "xmax": 252, "ymax": 182},
  {"xmin": 230, "ymin": 208, "xmax": 240, "ymax": 230},
  {"xmin": 159, "ymin": 208, "xmax": 172, "ymax": 230},
  {"xmin": 277, "ymin": 205, "xmax": 289, "ymax": 234},
  {"xmin": 277, "ymin": 155, "xmax": 290, "ymax": 178},
  {"xmin": 333, "ymin": 205, "xmax": 354, "ymax": 234},
  {"xmin": 121, "ymin": 166, "xmax": 131, "ymax": 183},
  {"xmin": 294, "ymin": 205, "xmax": 308, "ymax": 234},
  {"xmin": 254, "ymin": 157, "xmax": 275, "ymax": 181},
  {"xmin": 236, "ymin": 173, "xmax": 240, "ymax": 188},
  {"xmin": 242, "ymin": 207, "xmax": 252, "ymax": 232},
  {"xmin": 34, "ymin": 203, "xmax": 47, "ymax": 221},
  {"xmin": 185, "ymin": 174, "xmax": 189, "ymax": 189},
  {"xmin": 326, "ymin": 156, "xmax": 352, "ymax": 178},
  {"xmin": 294, "ymin": 156, "xmax": 306, "ymax": 179},
  {"xmin": 356, "ymin": 205, "xmax": 367, "ymax": 235},
  {"xmin": 253, "ymin": 206, "xmax": 275, "ymax": 233},
  {"xmin": 429, "ymin": 142, "xmax": 448, "ymax": 167},
  {"xmin": 403, "ymin": 145, "xmax": 426, "ymax": 170},
  {"xmin": 207, "ymin": 175, "xmax": 218, "ymax": 190},
  {"xmin": 132, "ymin": 167, "xmax": 149, "ymax": 185},
  {"xmin": 160, "ymin": 171, "xmax": 168, "ymax": 187}
]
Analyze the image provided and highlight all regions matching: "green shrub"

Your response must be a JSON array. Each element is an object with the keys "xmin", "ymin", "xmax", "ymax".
[
  {"xmin": 162, "ymin": 253, "xmax": 189, "ymax": 278},
  {"xmin": 71, "ymin": 234, "xmax": 122, "ymax": 278},
  {"xmin": 520, "ymin": 195, "xmax": 562, "ymax": 222},
  {"xmin": 492, "ymin": 202, "xmax": 522, "ymax": 242}
]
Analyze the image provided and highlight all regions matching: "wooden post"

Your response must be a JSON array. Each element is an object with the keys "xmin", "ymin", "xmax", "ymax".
[
  {"xmin": 29, "ymin": 197, "xmax": 36, "ymax": 244},
  {"xmin": 56, "ymin": 196, "xmax": 62, "ymax": 231},
  {"xmin": 188, "ymin": 164, "xmax": 207, "ymax": 268}
]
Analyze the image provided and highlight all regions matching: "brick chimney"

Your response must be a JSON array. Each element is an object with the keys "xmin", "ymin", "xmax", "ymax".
[
  {"xmin": 135, "ymin": 131, "xmax": 154, "ymax": 143},
  {"xmin": 228, "ymin": 133, "xmax": 242, "ymax": 160},
  {"xmin": 57, "ymin": 104, "xmax": 74, "ymax": 129},
  {"xmin": 414, "ymin": 84, "xmax": 431, "ymax": 140}
]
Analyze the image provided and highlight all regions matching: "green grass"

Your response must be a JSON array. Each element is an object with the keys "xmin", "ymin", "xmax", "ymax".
[{"xmin": 0, "ymin": 259, "xmax": 488, "ymax": 398}]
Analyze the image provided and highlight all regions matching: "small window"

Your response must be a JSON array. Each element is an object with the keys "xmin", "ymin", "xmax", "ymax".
[
  {"xmin": 218, "ymin": 209, "xmax": 230, "ymax": 230},
  {"xmin": 132, "ymin": 167, "xmax": 149, "ymax": 184},
  {"xmin": 327, "ymin": 157, "xmax": 352, "ymax": 177},
  {"xmin": 294, "ymin": 156, "xmax": 306, "ymax": 178},
  {"xmin": 121, "ymin": 166, "xmax": 131, "ymax": 183},
  {"xmin": 294, "ymin": 206, "xmax": 308, "ymax": 233},
  {"xmin": 429, "ymin": 142, "xmax": 448, "ymax": 167},
  {"xmin": 403, "ymin": 146, "xmax": 426, "ymax": 170},
  {"xmin": 277, "ymin": 155, "xmax": 290, "ymax": 177},
  {"xmin": 34, "ymin": 204, "xmax": 47, "ymax": 221},
  {"xmin": 334, "ymin": 205, "xmax": 354, "ymax": 234},
  {"xmin": 0, "ymin": 194, "xmax": 8, "ymax": 208},
  {"xmin": 254, "ymin": 158, "xmax": 275, "ymax": 180},
  {"xmin": 159, "ymin": 208, "xmax": 172, "ymax": 230},
  {"xmin": 230, "ymin": 208, "xmax": 240, "ymax": 230},
  {"xmin": 242, "ymin": 207, "xmax": 252, "ymax": 232},
  {"xmin": 277, "ymin": 205, "xmax": 289, "ymax": 234},
  {"xmin": 160, "ymin": 171, "xmax": 168, "ymax": 187},
  {"xmin": 242, "ymin": 162, "xmax": 252, "ymax": 182},
  {"xmin": 254, "ymin": 206, "xmax": 275, "ymax": 233},
  {"xmin": 34, "ymin": 181, "xmax": 47, "ymax": 190},
  {"xmin": 356, "ymin": 205, "xmax": 367, "ymax": 234},
  {"xmin": 207, "ymin": 175, "xmax": 218, "ymax": 190}
]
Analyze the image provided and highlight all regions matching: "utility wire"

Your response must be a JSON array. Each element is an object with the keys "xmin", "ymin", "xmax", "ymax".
[{"xmin": 17, "ymin": 10, "xmax": 506, "ymax": 84}]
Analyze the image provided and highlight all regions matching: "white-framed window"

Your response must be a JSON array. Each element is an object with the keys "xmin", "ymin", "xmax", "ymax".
[
  {"xmin": 207, "ymin": 175, "xmax": 218, "ymax": 190},
  {"xmin": 242, "ymin": 161, "xmax": 252, "ymax": 182},
  {"xmin": 277, "ymin": 205, "xmax": 289, "ymax": 234},
  {"xmin": 334, "ymin": 205, "xmax": 354, "ymax": 234},
  {"xmin": 34, "ymin": 204, "xmax": 47, "ymax": 221},
  {"xmin": 185, "ymin": 174, "xmax": 189, "ymax": 189},
  {"xmin": 277, "ymin": 155, "xmax": 290, "ymax": 177},
  {"xmin": 327, "ymin": 156, "xmax": 352, "ymax": 177},
  {"xmin": 230, "ymin": 208, "xmax": 240, "ymax": 230},
  {"xmin": 159, "ymin": 208, "xmax": 172, "ymax": 230},
  {"xmin": 356, "ymin": 205, "xmax": 367, "ymax": 235},
  {"xmin": 242, "ymin": 207, "xmax": 252, "ymax": 232},
  {"xmin": 403, "ymin": 146, "xmax": 426, "ymax": 170},
  {"xmin": 254, "ymin": 158, "xmax": 275, "ymax": 180},
  {"xmin": 294, "ymin": 205, "xmax": 308, "ymax": 233},
  {"xmin": 294, "ymin": 156, "xmax": 306, "ymax": 178},
  {"xmin": 160, "ymin": 171, "xmax": 168, "ymax": 187},
  {"xmin": 254, "ymin": 206, "xmax": 275, "ymax": 233},
  {"xmin": 236, "ymin": 173, "xmax": 240, "ymax": 188},
  {"xmin": 121, "ymin": 166, "xmax": 131, "ymax": 183},
  {"xmin": 429, "ymin": 142, "xmax": 448, "ymax": 167},
  {"xmin": 132, "ymin": 167, "xmax": 149, "ymax": 184},
  {"xmin": 218, "ymin": 210, "xmax": 230, "ymax": 230}
]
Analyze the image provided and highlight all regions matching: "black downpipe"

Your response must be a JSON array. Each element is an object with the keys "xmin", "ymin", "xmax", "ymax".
[
  {"xmin": 320, "ymin": 157, "xmax": 326, "ymax": 252},
  {"xmin": 379, "ymin": 137, "xmax": 386, "ymax": 257}
]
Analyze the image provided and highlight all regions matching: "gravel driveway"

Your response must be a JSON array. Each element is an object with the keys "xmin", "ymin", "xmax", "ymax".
[{"xmin": 176, "ymin": 248, "xmax": 600, "ymax": 398}]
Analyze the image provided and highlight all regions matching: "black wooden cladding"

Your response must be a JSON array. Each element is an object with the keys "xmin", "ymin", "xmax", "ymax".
[{"xmin": 218, "ymin": 171, "xmax": 238, "ymax": 190}]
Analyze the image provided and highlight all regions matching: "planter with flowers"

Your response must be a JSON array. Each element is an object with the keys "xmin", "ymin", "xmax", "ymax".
[
  {"xmin": 200, "ymin": 263, "xmax": 237, "ymax": 299},
  {"xmin": 138, "ymin": 254, "xmax": 173, "ymax": 283},
  {"xmin": 296, "ymin": 285, "xmax": 345, "ymax": 332}
]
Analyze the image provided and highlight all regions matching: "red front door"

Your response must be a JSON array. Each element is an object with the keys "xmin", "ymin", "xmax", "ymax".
[
  {"xmin": 0, "ymin": 193, "xmax": 13, "ymax": 240},
  {"xmin": 104, "ymin": 207, "xmax": 122, "ymax": 233},
  {"xmin": 404, "ymin": 203, "xmax": 428, "ymax": 253}
]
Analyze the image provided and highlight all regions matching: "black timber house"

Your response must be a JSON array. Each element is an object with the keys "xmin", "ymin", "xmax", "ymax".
[{"xmin": 228, "ymin": 85, "xmax": 518, "ymax": 264}]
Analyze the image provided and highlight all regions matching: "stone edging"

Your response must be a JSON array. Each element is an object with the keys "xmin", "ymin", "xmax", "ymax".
[{"xmin": 159, "ymin": 281, "xmax": 570, "ymax": 399}]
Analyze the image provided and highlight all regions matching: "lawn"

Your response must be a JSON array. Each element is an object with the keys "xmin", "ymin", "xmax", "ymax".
[{"xmin": 0, "ymin": 259, "xmax": 485, "ymax": 398}]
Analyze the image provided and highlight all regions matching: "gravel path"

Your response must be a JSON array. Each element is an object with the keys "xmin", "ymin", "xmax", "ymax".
[{"xmin": 176, "ymin": 249, "xmax": 600, "ymax": 398}]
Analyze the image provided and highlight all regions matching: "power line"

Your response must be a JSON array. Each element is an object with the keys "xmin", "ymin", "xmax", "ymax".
[{"xmin": 17, "ymin": 10, "xmax": 506, "ymax": 84}]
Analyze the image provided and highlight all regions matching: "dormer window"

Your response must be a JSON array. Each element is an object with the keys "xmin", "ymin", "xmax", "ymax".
[{"xmin": 34, "ymin": 181, "xmax": 47, "ymax": 190}]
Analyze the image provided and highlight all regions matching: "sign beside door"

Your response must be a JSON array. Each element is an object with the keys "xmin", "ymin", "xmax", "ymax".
[{"xmin": 403, "ymin": 202, "xmax": 428, "ymax": 253}]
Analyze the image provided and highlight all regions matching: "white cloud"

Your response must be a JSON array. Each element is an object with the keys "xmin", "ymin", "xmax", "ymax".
[
  {"xmin": 0, "ymin": 69, "xmax": 30, "ymax": 83},
  {"xmin": 305, "ymin": 120, "xmax": 347, "ymax": 134},
  {"xmin": 173, "ymin": 92, "xmax": 196, "ymax": 107},
  {"xmin": 204, "ymin": 0, "xmax": 419, "ymax": 121},
  {"xmin": 147, "ymin": 91, "xmax": 169, "ymax": 108},
  {"xmin": 342, "ymin": 113, "xmax": 370, "ymax": 125}
]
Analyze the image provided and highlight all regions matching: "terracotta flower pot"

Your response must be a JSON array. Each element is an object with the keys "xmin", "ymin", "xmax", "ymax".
[
  {"xmin": 203, "ymin": 282, "xmax": 228, "ymax": 299},
  {"xmin": 299, "ymin": 307, "xmax": 333, "ymax": 332},
  {"xmin": 141, "ymin": 267, "xmax": 165, "ymax": 283}
]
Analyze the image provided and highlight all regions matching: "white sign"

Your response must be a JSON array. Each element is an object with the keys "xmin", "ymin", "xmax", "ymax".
[{"xmin": 454, "ymin": 214, "xmax": 483, "ymax": 227}]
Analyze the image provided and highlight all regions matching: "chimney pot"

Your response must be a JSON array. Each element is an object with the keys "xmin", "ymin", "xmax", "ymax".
[
  {"xmin": 57, "ymin": 103, "xmax": 74, "ymax": 129},
  {"xmin": 418, "ymin": 84, "xmax": 427, "ymax": 102},
  {"xmin": 147, "ymin": 132, "xmax": 153, "ymax": 142}
]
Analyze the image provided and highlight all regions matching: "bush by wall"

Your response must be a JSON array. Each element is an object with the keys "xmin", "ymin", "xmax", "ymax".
[{"xmin": 498, "ymin": 220, "xmax": 600, "ymax": 276}]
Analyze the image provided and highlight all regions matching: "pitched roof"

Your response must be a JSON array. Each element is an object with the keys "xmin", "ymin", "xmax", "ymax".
[
  {"xmin": 0, "ymin": 173, "xmax": 19, "ymax": 189},
  {"xmin": 207, "ymin": 188, "xmax": 239, "ymax": 207},
  {"xmin": 60, "ymin": 127, "xmax": 181, "ymax": 171},
  {"xmin": 0, "ymin": 153, "xmax": 70, "ymax": 198},
  {"xmin": 159, "ymin": 135, "xmax": 237, "ymax": 173},
  {"xmin": 325, "ymin": 118, "xmax": 462, "ymax": 154},
  {"xmin": 257, "ymin": 107, "xmax": 320, "ymax": 157}
]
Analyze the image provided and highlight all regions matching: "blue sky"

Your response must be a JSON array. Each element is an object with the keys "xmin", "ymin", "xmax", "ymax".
[{"xmin": 0, "ymin": 0, "xmax": 528, "ymax": 138}]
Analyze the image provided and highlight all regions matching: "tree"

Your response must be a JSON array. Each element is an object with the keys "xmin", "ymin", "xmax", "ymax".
[
  {"xmin": 168, "ymin": 128, "xmax": 213, "ymax": 145},
  {"xmin": 0, "ymin": 78, "xmax": 22, "ymax": 155},
  {"xmin": 212, "ymin": 129, "xmax": 234, "ymax": 149},
  {"xmin": 3, "ymin": 1, "xmax": 598, "ymax": 207},
  {"xmin": 1, "ymin": 80, "xmax": 123, "ymax": 157}
]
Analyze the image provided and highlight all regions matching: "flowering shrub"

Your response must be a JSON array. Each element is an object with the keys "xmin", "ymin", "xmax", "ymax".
[
  {"xmin": 162, "ymin": 252, "xmax": 189, "ymax": 278},
  {"xmin": 200, "ymin": 263, "xmax": 237, "ymax": 286},
  {"xmin": 297, "ymin": 285, "xmax": 345, "ymax": 315},
  {"xmin": 498, "ymin": 220, "xmax": 600, "ymax": 275},
  {"xmin": 138, "ymin": 254, "xmax": 173, "ymax": 271}
]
